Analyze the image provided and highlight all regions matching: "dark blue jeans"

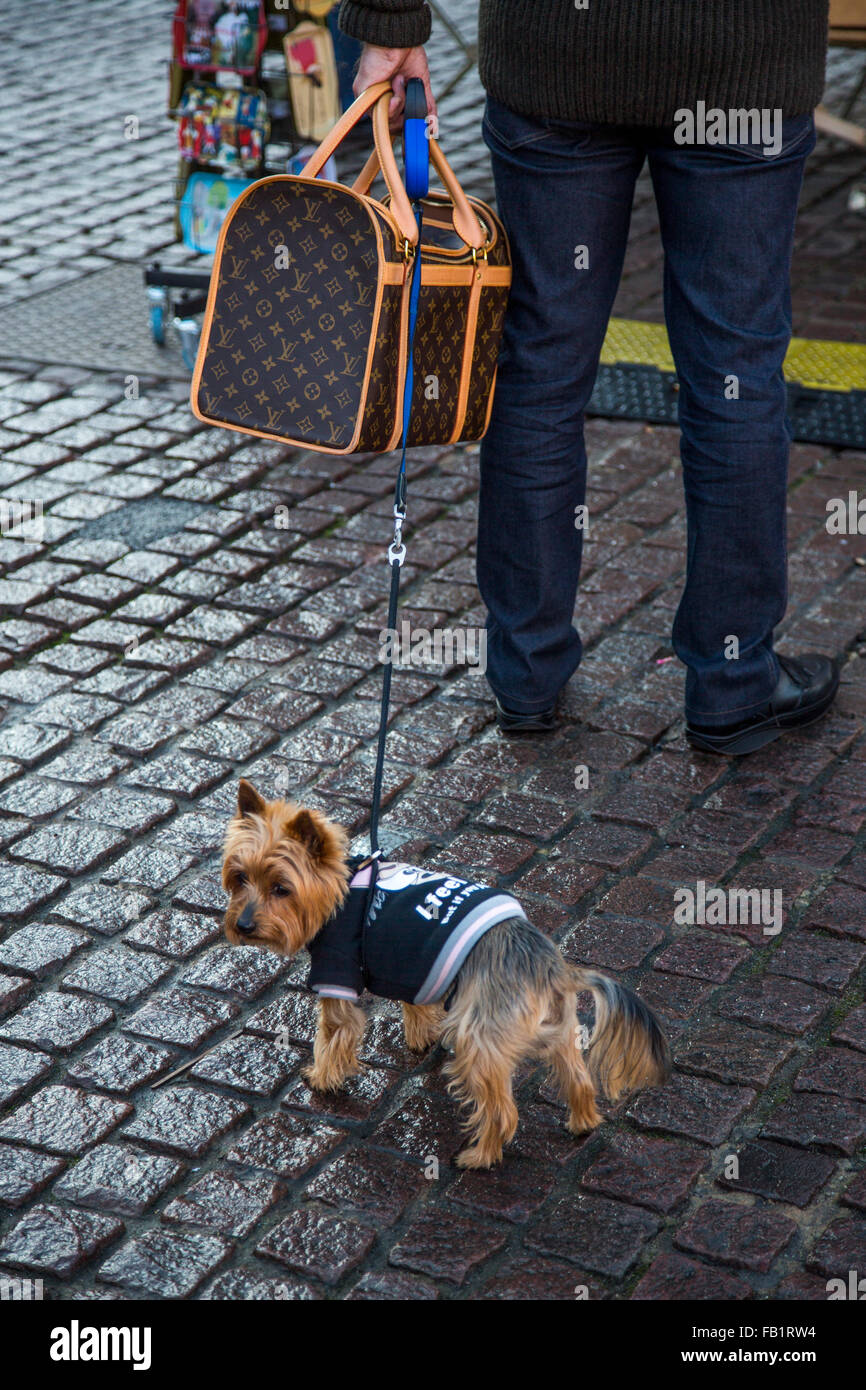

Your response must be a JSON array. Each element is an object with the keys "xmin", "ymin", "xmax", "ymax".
[{"xmin": 478, "ymin": 96, "xmax": 816, "ymax": 724}]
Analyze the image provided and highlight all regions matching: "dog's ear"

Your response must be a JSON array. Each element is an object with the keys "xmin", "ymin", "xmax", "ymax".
[
  {"xmin": 286, "ymin": 808, "xmax": 326, "ymax": 860},
  {"xmin": 237, "ymin": 779, "xmax": 266, "ymax": 819}
]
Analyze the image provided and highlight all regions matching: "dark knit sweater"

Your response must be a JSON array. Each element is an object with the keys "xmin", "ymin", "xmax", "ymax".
[{"xmin": 338, "ymin": 1, "xmax": 829, "ymax": 126}]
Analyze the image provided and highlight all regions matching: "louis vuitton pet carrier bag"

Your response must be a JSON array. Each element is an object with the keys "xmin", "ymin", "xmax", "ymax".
[{"xmin": 191, "ymin": 79, "xmax": 511, "ymax": 454}]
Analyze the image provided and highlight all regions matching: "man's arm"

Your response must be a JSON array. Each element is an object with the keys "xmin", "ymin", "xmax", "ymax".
[
  {"xmin": 339, "ymin": 0, "xmax": 431, "ymax": 50},
  {"xmin": 339, "ymin": 0, "xmax": 436, "ymax": 120}
]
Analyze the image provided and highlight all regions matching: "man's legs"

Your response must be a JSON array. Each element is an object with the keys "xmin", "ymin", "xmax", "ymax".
[
  {"xmin": 647, "ymin": 118, "xmax": 817, "ymax": 726},
  {"xmin": 478, "ymin": 98, "xmax": 643, "ymax": 713}
]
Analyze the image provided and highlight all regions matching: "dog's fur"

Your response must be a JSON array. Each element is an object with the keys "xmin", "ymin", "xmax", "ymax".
[{"xmin": 223, "ymin": 779, "xmax": 671, "ymax": 1168}]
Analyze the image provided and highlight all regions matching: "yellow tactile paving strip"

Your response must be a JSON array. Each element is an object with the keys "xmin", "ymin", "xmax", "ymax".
[{"xmin": 600, "ymin": 318, "xmax": 866, "ymax": 392}]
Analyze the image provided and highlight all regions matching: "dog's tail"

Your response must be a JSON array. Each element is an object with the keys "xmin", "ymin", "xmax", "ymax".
[{"xmin": 569, "ymin": 966, "xmax": 672, "ymax": 1100}]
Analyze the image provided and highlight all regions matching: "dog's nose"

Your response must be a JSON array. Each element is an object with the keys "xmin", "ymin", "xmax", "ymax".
[{"xmin": 236, "ymin": 902, "xmax": 256, "ymax": 935}]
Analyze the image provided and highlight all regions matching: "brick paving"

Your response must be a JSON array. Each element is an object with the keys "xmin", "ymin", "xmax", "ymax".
[{"xmin": 0, "ymin": 0, "xmax": 865, "ymax": 1302}]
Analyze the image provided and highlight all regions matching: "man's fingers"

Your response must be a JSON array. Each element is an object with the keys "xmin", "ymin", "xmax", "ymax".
[
  {"xmin": 341, "ymin": 48, "xmax": 437, "ymax": 126},
  {"xmin": 390, "ymin": 73, "xmax": 406, "ymax": 117},
  {"xmin": 422, "ymin": 74, "xmax": 438, "ymax": 122}
]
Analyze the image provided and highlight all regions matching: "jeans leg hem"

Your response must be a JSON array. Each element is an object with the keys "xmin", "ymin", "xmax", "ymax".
[{"xmin": 685, "ymin": 652, "xmax": 780, "ymax": 727}]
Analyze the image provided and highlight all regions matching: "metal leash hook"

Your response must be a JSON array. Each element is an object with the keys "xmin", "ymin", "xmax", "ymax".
[{"xmin": 388, "ymin": 505, "xmax": 407, "ymax": 567}]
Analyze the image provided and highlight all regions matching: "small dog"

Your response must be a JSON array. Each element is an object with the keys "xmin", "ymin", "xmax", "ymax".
[{"xmin": 223, "ymin": 779, "xmax": 671, "ymax": 1168}]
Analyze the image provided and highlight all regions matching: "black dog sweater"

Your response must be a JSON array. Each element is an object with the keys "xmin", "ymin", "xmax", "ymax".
[{"xmin": 307, "ymin": 857, "xmax": 526, "ymax": 1005}]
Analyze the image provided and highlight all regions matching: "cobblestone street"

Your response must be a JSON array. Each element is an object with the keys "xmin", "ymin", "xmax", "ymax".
[{"xmin": 0, "ymin": 1, "xmax": 865, "ymax": 1303}]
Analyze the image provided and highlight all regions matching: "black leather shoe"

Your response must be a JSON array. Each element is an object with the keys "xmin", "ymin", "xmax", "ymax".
[
  {"xmin": 686, "ymin": 653, "xmax": 839, "ymax": 756},
  {"xmin": 495, "ymin": 698, "xmax": 557, "ymax": 735}
]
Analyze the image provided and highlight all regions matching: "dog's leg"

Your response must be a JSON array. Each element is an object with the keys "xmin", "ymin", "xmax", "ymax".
[
  {"xmin": 447, "ymin": 1034, "xmax": 520, "ymax": 1169},
  {"xmin": 442, "ymin": 978, "xmax": 523, "ymax": 1168},
  {"xmin": 543, "ymin": 993, "xmax": 602, "ymax": 1135},
  {"xmin": 304, "ymin": 996, "xmax": 366, "ymax": 1092},
  {"xmin": 402, "ymin": 1002, "xmax": 443, "ymax": 1052}
]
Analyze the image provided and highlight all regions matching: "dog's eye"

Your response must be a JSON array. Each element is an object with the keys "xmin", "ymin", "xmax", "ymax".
[
  {"xmin": 271, "ymin": 883, "xmax": 292, "ymax": 898},
  {"xmin": 235, "ymin": 871, "xmax": 247, "ymax": 887}
]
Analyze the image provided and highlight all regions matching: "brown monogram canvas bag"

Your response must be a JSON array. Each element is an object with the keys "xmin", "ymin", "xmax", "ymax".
[{"xmin": 191, "ymin": 80, "xmax": 511, "ymax": 454}]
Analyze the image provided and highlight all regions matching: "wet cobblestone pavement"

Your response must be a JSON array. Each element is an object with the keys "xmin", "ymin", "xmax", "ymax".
[{"xmin": 0, "ymin": 0, "xmax": 865, "ymax": 1300}]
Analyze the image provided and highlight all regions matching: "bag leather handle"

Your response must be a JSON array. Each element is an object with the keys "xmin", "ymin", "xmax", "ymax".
[
  {"xmin": 298, "ymin": 81, "xmax": 486, "ymax": 251},
  {"xmin": 367, "ymin": 97, "xmax": 487, "ymax": 250},
  {"xmin": 370, "ymin": 91, "xmax": 420, "ymax": 245},
  {"xmin": 300, "ymin": 81, "xmax": 418, "ymax": 244},
  {"xmin": 353, "ymin": 147, "xmax": 382, "ymax": 198},
  {"xmin": 301, "ymin": 80, "xmax": 390, "ymax": 177}
]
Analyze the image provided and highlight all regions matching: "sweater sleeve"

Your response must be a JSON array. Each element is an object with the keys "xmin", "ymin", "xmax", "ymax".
[
  {"xmin": 338, "ymin": 0, "xmax": 432, "ymax": 49},
  {"xmin": 306, "ymin": 898, "xmax": 365, "ymax": 1001}
]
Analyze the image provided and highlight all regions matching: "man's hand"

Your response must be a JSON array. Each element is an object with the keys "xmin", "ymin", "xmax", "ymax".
[{"xmin": 353, "ymin": 43, "xmax": 436, "ymax": 129}]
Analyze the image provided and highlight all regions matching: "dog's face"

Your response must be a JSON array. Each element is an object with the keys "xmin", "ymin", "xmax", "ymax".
[{"xmin": 222, "ymin": 780, "xmax": 349, "ymax": 957}]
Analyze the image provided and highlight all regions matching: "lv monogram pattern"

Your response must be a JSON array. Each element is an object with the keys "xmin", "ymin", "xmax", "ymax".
[
  {"xmin": 195, "ymin": 178, "xmax": 512, "ymax": 454},
  {"xmin": 408, "ymin": 284, "xmax": 470, "ymax": 445},
  {"xmin": 196, "ymin": 181, "xmax": 383, "ymax": 450},
  {"xmin": 462, "ymin": 284, "xmax": 510, "ymax": 441},
  {"xmin": 357, "ymin": 282, "xmax": 402, "ymax": 453}
]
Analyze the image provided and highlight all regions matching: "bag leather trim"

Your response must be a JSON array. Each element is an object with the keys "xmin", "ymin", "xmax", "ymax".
[{"xmin": 450, "ymin": 267, "xmax": 484, "ymax": 444}]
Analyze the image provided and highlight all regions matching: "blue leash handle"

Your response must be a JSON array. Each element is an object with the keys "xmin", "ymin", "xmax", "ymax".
[{"xmin": 403, "ymin": 78, "xmax": 429, "ymax": 200}]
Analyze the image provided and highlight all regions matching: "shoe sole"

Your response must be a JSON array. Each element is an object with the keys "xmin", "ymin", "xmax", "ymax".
[
  {"xmin": 686, "ymin": 683, "xmax": 839, "ymax": 756},
  {"xmin": 496, "ymin": 715, "xmax": 556, "ymax": 736},
  {"xmin": 494, "ymin": 698, "xmax": 556, "ymax": 735}
]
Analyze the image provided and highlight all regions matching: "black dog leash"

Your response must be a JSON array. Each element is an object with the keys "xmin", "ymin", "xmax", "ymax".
[
  {"xmin": 359, "ymin": 195, "xmax": 426, "ymax": 970},
  {"xmin": 357, "ymin": 80, "xmax": 429, "ymax": 975}
]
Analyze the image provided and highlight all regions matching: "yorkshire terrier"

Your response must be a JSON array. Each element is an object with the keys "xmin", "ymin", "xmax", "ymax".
[{"xmin": 223, "ymin": 779, "xmax": 671, "ymax": 1169}]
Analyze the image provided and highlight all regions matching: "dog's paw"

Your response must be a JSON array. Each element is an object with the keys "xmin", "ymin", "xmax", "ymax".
[
  {"xmin": 455, "ymin": 1144, "xmax": 500, "ymax": 1170},
  {"xmin": 401, "ymin": 1005, "xmax": 443, "ymax": 1054},
  {"xmin": 566, "ymin": 1110, "xmax": 602, "ymax": 1136},
  {"xmin": 302, "ymin": 1064, "xmax": 343, "ymax": 1094}
]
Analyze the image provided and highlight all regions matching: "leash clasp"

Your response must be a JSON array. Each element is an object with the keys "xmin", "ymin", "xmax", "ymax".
[
  {"xmin": 357, "ymin": 847, "xmax": 383, "ymax": 870},
  {"xmin": 388, "ymin": 505, "xmax": 407, "ymax": 566}
]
